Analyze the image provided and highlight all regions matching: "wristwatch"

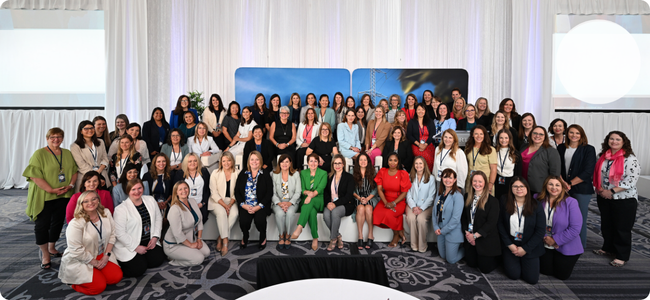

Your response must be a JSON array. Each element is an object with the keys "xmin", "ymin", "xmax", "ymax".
[
  {"xmin": 610, "ymin": 188, "xmax": 616, "ymax": 194},
  {"xmin": 473, "ymin": 233, "xmax": 478, "ymax": 240}
]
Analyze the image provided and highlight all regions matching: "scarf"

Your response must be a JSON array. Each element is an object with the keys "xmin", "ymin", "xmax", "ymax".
[{"xmin": 593, "ymin": 149, "xmax": 625, "ymax": 191}]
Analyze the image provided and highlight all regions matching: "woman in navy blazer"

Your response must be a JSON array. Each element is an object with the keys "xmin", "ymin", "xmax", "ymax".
[
  {"xmin": 142, "ymin": 107, "xmax": 171, "ymax": 158},
  {"xmin": 556, "ymin": 124, "xmax": 595, "ymax": 249},
  {"xmin": 432, "ymin": 168, "xmax": 465, "ymax": 263},
  {"xmin": 497, "ymin": 177, "xmax": 545, "ymax": 284},
  {"xmin": 536, "ymin": 176, "xmax": 583, "ymax": 280}
]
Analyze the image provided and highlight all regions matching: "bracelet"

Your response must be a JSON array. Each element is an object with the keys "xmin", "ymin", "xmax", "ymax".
[{"xmin": 610, "ymin": 188, "xmax": 616, "ymax": 194}]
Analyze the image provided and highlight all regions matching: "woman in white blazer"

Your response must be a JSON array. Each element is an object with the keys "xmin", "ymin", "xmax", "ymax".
[
  {"xmin": 433, "ymin": 129, "xmax": 468, "ymax": 190},
  {"xmin": 113, "ymin": 178, "xmax": 165, "ymax": 278},
  {"xmin": 187, "ymin": 122, "xmax": 222, "ymax": 172},
  {"xmin": 71, "ymin": 120, "xmax": 110, "ymax": 192},
  {"xmin": 208, "ymin": 151, "xmax": 240, "ymax": 256},
  {"xmin": 163, "ymin": 182, "xmax": 210, "ymax": 266},
  {"xmin": 405, "ymin": 157, "xmax": 436, "ymax": 252},
  {"xmin": 271, "ymin": 154, "xmax": 302, "ymax": 249},
  {"xmin": 295, "ymin": 108, "xmax": 320, "ymax": 170},
  {"xmin": 59, "ymin": 191, "xmax": 123, "ymax": 295}
]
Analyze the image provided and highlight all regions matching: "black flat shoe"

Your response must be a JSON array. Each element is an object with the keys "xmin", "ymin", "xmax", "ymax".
[
  {"xmin": 365, "ymin": 239, "xmax": 374, "ymax": 249},
  {"xmin": 358, "ymin": 239, "xmax": 364, "ymax": 250}
]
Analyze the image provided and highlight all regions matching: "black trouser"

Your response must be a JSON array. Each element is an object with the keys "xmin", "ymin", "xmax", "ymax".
[
  {"xmin": 118, "ymin": 245, "xmax": 165, "ymax": 278},
  {"xmin": 34, "ymin": 197, "xmax": 69, "ymax": 245},
  {"xmin": 597, "ymin": 196, "xmax": 637, "ymax": 261},
  {"xmin": 239, "ymin": 209, "xmax": 267, "ymax": 243},
  {"xmin": 463, "ymin": 244, "xmax": 498, "ymax": 274},
  {"xmin": 494, "ymin": 176, "xmax": 513, "ymax": 201},
  {"xmin": 295, "ymin": 147, "xmax": 308, "ymax": 170},
  {"xmin": 502, "ymin": 246, "xmax": 540, "ymax": 284},
  {"xmin": 540, "ymin": 248, "xmax": 580, "ymax": 280}
]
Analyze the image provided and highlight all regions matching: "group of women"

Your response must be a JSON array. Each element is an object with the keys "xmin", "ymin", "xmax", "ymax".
[{"xmin": 24, "ymin": 92, "xmax": 640, "ymax": 295}]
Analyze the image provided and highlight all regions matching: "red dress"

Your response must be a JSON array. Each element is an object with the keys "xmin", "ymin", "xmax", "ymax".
[
  {"xmin": 402, "ymin": 107, "xmax": 416, "ymax": 123},
  {"xmin": 411, "ymin": 125, "xmax": 435, "ymax": 171},
  {"xmin": 373, "ymin": 168, "xmax": 412, "ymax": 230}
]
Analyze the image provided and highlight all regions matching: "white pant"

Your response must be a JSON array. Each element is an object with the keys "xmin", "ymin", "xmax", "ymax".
[{"xmin": 210, "ymin": 197, "xmax": 239, "ymax": 239}]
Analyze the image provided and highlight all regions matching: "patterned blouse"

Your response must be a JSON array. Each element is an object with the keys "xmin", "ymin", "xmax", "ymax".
[
  {"xmin": 241, "ymin": 170, "xmax": 265, "ymax": 208},
  {"xmin": 599, "ymin": 154, "xmax": 640, "ymax": 200}
]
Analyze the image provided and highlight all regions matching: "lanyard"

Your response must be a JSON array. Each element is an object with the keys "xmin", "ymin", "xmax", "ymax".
[
  {"xmin": 334, "ymin": 174, "xmax": 341, "ymax": 195},
  {"xmin": 605, "ymin": 160, "xmax": 614, "ymax": 174},
  {"xmin": 88, "ymin": 144, "xmax": 97, "ymax": 162},
  {"xmin": 439, "ymin": 149, "xmax": 451, "ymax": 166},
  {"xmin": 515, "ymin": 204, "xmax": 523, "ymax": 231},
  {"xmin": 373, "ymin": 120, "xmax": 381, "ymax": 137},
  {"xmin": 471, "ymin": 148, "xmax": 480, "ymax": 167},
  {"xmin": 498, "ymin": 149, "xmax": 509, "ymax": 174},
  {"xmin": 47, "ymin": 146, "xmax": 63, "ymax": 171},
  {"xmin": 119, "ymin": 155, "xmax": 129, "ymax": 175},
  {"xmin": 310, "ymin": 175, "xmax": 315, "ymax": 190},
  {"xmin": 545, "ymin": 200, "xmax": 554, "ymax": 225},
  {"xmin": 180, "ymin": 200, "xmax": 199, "ymax": 225},
  {"xmin": 419, "ymin": 123, "xmax": 426, "ymax": 139},
  {"xmin": 172, "ymin": 150, "xmax": 181, "ymax": 163},
  {"xmin": 470, "ymin": 197, "xmax": 478, "ymax": 225},
  {"xmin": 189, "ymin": 171, "xmax": 197, "ymax": 186},
  {"xmin": 91, "ymin": 217, "xmax": 103, "ymax": 240},
  {"xmin": 305, "ymin": 125, "xmax": 313, "ymax": 139}
]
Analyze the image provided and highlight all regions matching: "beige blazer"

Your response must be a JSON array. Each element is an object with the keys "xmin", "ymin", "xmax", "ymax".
[
  {"xmin": 164, "ymin": 200, "xmax": 203, "ymax": 244},
  {"xmin": 70, "ymin": 141, "xmax": 110, "ymax": 192},
  {"xmin": 59, "ymin": 208, "xmax": 118, "ymax": 285},
  {"xmin": 203, "ymin": 109, "xmax": 226, "ymax": 133},
  {"xmin": 208, "ymin": 168, "xmax": 240, "ymax": 210},
  {"xmin": 365, "ymin": 119, "xmax": 392, "ymax": 151},
  {"xmin": 113, "ymin": 196, "xmax": 162, "ymax": 262}
]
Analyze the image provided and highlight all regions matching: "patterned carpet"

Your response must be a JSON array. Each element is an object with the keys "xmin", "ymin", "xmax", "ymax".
[{"xmin": 1, "ymin": 193, "xmax": 649, "ymax": 300}]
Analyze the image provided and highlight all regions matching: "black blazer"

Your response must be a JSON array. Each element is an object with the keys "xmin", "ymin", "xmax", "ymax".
[
  {"xmin": 477, "ymin": 113, "xmax": 494, "ymax": 128},
  {"xmin": 557, "ymin": 144, "xmax": 596, "ymax": 195},
  {"xmin": 456, "ymin": 118, "xmax": 477, "ymax": 131},
  {"xmin": 489, "ymin": 127, "xmax": 520, "ymax": 150},
  {"xmin": 323, "ymin": 172, "xmax": 356, "ymax": 216},
  {"xmin": 510, "ymin": 113, "xmax": 521, "ymax": 133},
  {"xmin": 142, "ymin": 120, "xmax": 170, "ymax": 157},
  {"xmin": 243, "ymin": 139, "xmax": 275, "ymax": 172},
  {"xmin": 461, "ymin": 194, "xmax": 501, "ymax": 257},
  {"xmin": 381, "ymin": 140, "xmax": 413, "ymax": 172},
  {"xmin": 142, "ymin": 172, "xmax": 172, "ymax": 201},
  {"xmin": 235, "ymin": 169, "xmax": 273, "ymax": 216},
  {"xmin": 497, "ymin": 196, "xmax": 545, "ymax": 258},
  {"xmin": 172, "ymin": 167, "xmax": 211, "ymax": 223},
  {"xmin": 406, "ymin": 118, "xmax": 436, "ymax": 146}
]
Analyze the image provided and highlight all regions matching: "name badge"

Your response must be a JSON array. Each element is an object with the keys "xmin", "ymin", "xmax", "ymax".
[
  {"xmin": 143, "ymin": 224, "xmax": 151, "ymax": 237},
  {"xmin": 58, "ymin": 173, "xmax": 66, "ymax": 183},
  {"xmin": 498, "ymin": 176, "xmax": 506, "ymax": 185},
  {"xmin": 468, "ymin": 224, "xmax": 474, "ymax": 233},
  {"xmin": 191, "ymin": 189, "xmax": 198, "ymax": 196},
  {"xmin": 216, "ymin": 123, "xmax": 221, "ymax": 129},
  {"xmin": 514, "ymin": 231, "xmax": 523, "ymax": 241},
  {"xmin": 371, "ymin": 138, "xmax": 376, "ymax": 146},
  {"xmin": 437, "ymin": 170, "xmax": 442, "ymax": 178},
  {"xmin": 92, "ymin": 165, "xmax": 100, "ymax": 171},
  {"xmin": 420, "ymin": 139, "xmax": 426, "ymax": 144},
  {"xmin": 546, "ymin": 225, "xmax": 553, "ymax": 236},
  {"xmin": 194, "ymin": 224, "xmax": 199, "ymax": 238},
  {"xmin": 98, "ymin": 241, "xmax": 105, "ymax": 254},
  {"xmin": 469, "ymin": 170, "xmax": 475, "ymax": 177},
  {"xmin": 157, "ymin": 198, "xmax": 165, "ymax": 203}
]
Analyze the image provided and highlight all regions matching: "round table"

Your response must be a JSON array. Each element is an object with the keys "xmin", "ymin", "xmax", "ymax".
[{"xmin": 238, "ymin": 278, "xmax": 419, "ymax": 299}]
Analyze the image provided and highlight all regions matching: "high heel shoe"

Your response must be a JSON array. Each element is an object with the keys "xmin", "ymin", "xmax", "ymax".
[
  {"xmin": 327, "ymin": 239, "xmax": 337, "ymax": 251},
  {"xmin": 290, "ymin": 226, "xmax": 303, "ymax": 240},
  {"xmin": 337, "ymin": 235, "xmax": 343, "ymax": 249},
  {"xmin": 240, "ymin": 240, "xmax": 248, "ymax": 249},
  {"xmin": 357, "ymin": 239, "xmax": 364, "ymax": 250},
  {"xmin": 258, "ymin": 239, "xmax": 267, "ymax": 250}
]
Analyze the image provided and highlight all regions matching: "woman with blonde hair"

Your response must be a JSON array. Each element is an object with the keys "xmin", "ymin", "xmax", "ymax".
[
  {"xmin": 461, "ymin": 171, "xmax": 500, "ymax": 273},
  {"xmin": 271, "ymin": 154, "xmax": 301, "ymax": 249},
  {"xmin": 235, "ymin": 151, "xmax": 273, "ymax": 249},
  {"xmin": 208, "ymin": 151, "xmax": 239, "ymax": 256},
  {"xmin": 365, "ymin": 106, "xmax": 392, "ymax": 165},
  {"xmin": 163, "ymin": 181, "xmax": 210, "ymax": 266},
  {"xmin": 386, "ymin": 94, "xmax": 401, "ymax": 123},
  {"xmin": 391, "ymin": 110, "xmax": 408, "ymax": 130},
  {"xmin": 489, "ymin": 110, "xmax": 519, "ymax": 149},
  {"xmin": 188, "ymin": 121, "xmax": 221, "ymax": 173},
  {"xmin": 59, "ymin": 191, "xmax": 122, "ymax": 295},
  {"xmin": 405, "ymin": 156, "xmax": 436, "ymax": 252},
  {"xmin": 451, "ymin": 97, "xmax": 466, "ymax": 122},
  {"xmin": 109, "ymin": 134, "xmax": 143, "ymax": 187},
  {"xmin": 172, "ymin": 153, "xmax": 211, "ymax": 224}
]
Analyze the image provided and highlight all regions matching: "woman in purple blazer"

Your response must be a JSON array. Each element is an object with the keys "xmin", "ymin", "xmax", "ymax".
[{"xmin": 535, "ymin": 175, "xmax": 583, "ymax": 280}]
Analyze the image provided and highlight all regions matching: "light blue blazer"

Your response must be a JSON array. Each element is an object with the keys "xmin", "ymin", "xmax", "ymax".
[
  {"xmin": 434, "ymin": 118, "xmax": 457, "ymax": 135},
  {"xmin": 406, "ymin": 176, "xmax": 436, "ymax": 210},
  {"xmin": 112, "ymin": 182, "xmax": 150, "ymax": 207},
  {"xmin": 337, "ymin": 123, "xmax": 361, "ymax": 158},
  {"xmin": 317, "ymin": 108, "xmax": 337, "ymax": 130},
  {"xmin": 432, "ymin": 191, "xmax": 464, "ymax": 243}
]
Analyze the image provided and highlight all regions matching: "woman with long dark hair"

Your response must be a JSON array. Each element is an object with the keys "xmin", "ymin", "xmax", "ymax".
[
  {"xmin": 251, "ymin": 93, "xmax": 268, "ymax": 130},
  {"xmin": 432, "ymin": 168, "xmax": 464, "ymax": 263},
  {"xmin": 170, "ymin": 95, "xmax": 198, "ymax": 129},
  {"xmin": 494, "ymin": 129, "xmax": 522, "ymax": 200},
  {"xmin": 203, "ymin": 93, "xmax": 227, "ymax": 150},
  {"xmin": 142, "ymin": 107, "xmax": 171, "ymax": 157},
  {"xmin": 352, "ymin": 153, "xmax": 377, "ymax": 249},
  {"xmin": 71, "ymin": 120, "xmax": 110, "ymax": 192},
  {"xmin": 406, "ymin": 103, "xmax": 436, "ymax": 170}
]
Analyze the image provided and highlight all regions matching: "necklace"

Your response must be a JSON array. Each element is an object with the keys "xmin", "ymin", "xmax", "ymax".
[{"xmin": 280, "ymin": 121, "xmax": 289, "ymax": 136}]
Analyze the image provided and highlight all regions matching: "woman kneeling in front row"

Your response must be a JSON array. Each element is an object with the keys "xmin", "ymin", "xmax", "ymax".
[
  {"xmin": 113, "ymin": 178, "xmax": 165, "ymax": 277},
  {"xmin": 163, "ymin": 182, "xmax": 210, "ymax": 266},
  {"xmin": 497, "ymin": 177, "xmax": 545, "ymax": 284},
  {"xmin": 432, "ymin": 168, "xmax": 465, "ymax": 264},
  {"xmin": 59, "ymin": 191, "xmax": 123, "ymax": 295}
]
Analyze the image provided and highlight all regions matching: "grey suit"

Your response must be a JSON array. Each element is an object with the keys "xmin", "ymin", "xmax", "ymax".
[
  {"xmin": 521, "ymin": 145, "xmax": 561, "ymax": 193},
  {"xmin": 271, "ymin": 171, "xmax": 302, "ymax": 234},
  {"xmin": 432, "ymin": 191, "xmax": 465, "ymax": 263}
]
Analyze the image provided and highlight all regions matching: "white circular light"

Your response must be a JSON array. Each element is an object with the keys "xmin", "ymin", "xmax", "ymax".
[{"xmin": 556, "ymin": 20, "xmax": 640, "ymax": 105}]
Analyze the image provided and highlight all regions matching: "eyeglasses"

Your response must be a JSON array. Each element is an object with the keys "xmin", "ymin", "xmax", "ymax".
[
  {"xmin": 532, "ymin": 132, "xmax": 545, "ymax": 137},
  {"xmin": 280, "ymin": 112, "xmax": 289, "ymax": 115},
  {"xmin": 321, "ymin": 128, "xmax": 330, "ymax": 132},
  {"xmin": 465, "ymin": 109, "xmax": 475, "ymax": 112},
  {"xmin": 333, "ymin": 162, "xmax": 343, "ymax": 165},
  {"xmin": 181, "ymin": 100, "xmax": 189, "ymax": 103},
  {"xmin": 48, "ymin": 136, "xmax": 63, "ymax": 140},
  {"xmin": 82, "ymin": 127, "xmax": 95, "ymax": 131},
  {"xmin": 82, "ymin": 197, "xmax": 100, "ymax": 204},
  {"xmin": 512, "ymin": 185, "xmax": 526, "ymax": 190}
]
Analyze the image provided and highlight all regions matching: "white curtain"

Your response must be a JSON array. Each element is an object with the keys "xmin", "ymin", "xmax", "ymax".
[
  {"xmin": 0, "ymin": 110, "xmax": 103, "ymax": 189},
  {"xmin": 0, "ymin": 0, "xmax": 102, "ymax": 10}
]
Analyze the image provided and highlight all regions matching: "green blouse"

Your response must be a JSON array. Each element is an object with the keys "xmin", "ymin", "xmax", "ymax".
[
  {"xmin": 23, "ymin": 147, "xmax": 78, "ymax": 220},
  {"xmin": 299, "ymin": 168, "xmax": 327, "ymax": 212}
]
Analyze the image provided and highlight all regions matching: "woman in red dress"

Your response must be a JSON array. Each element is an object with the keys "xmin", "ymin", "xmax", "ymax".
[{"xmin": 373, "ymin": 153, "xmax": 413, "ymax": 247}]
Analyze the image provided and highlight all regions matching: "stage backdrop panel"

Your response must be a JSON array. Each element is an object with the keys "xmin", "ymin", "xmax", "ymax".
[
  {"xmin": 351, "ymin": 68, "xmax": 469, "ymax": 107},
  {"xmin": 234, "ymin": 68, "xmax": 351, "ymax": 108}
]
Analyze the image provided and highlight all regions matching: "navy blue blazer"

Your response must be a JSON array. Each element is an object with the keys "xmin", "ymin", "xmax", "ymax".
[
  {"xmin": 497, "ymin": 196, "xmax": 545, "ymax": 258},
  {"xmin": 557, "ymin": 144, "xmax": 596, "ymax": 195},
  {"xmin": 406, "ymin": 118, "xmax": 436, "ymax": 146}
]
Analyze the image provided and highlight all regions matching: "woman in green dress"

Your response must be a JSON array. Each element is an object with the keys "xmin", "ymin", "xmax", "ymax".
[
  {"xmin": 291, "ymin": 153, "xmax": 327, "ymax": 251},
  {"xmin": 23, "ymin": 127, "xmax": 78, "ymax": 269}
]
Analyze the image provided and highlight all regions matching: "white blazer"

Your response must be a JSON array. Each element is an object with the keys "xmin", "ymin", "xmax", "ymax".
[
  {"xmin": 188, "ymin": 136, "xmax": 220, "ymax": 155},
  {"xmin": 70, "ymin": 141, "xmax": 110, "ymax": 191},
  {"xmin": 203, "ymin": 109, "xmax": 226, "ymax": 133},
  {"xmin": 432, "ymin": 147, "xmax": 468, "ymax": 189},
  {"xmin": 113, "ymin": 196, "xmax": 162, "ymax": 262},
  {"xmin": 208, "ymin": 168, "xmax": 240, "ymax": 210},
  {"xmin": 59, "ymin": 208, "xmax": 118, "ymax": 285},
  {"xmin": 296, "ymin": 122, "xmax": 321, "ymax": 149},
  {"xmin": 164, "ymin": 200, "xmax": 203, "ymax": 244},
  {"xmin": 406, "ymin": 175, "xmax": 437, "ymax": 210}
]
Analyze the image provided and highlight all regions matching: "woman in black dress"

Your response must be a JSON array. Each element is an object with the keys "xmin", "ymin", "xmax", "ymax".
[{"xmin": 306, "ymin": 123, "xmax": 338, "ymax": 173}]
